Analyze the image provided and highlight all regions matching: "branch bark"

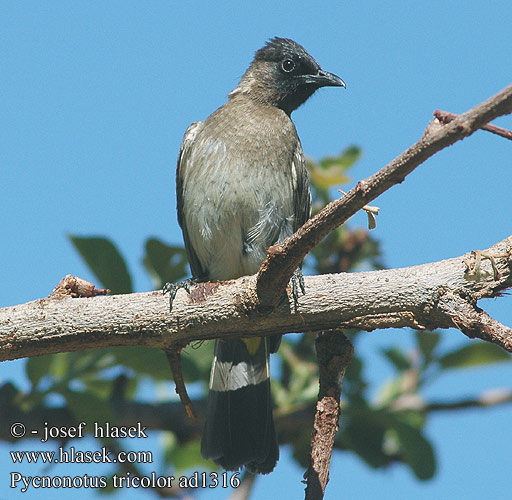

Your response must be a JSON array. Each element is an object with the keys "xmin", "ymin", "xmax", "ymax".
[
  {"xmin": 256, "ymin": 83, "xmax": 512, "ymax": 307},
  {"xmin": 305, "ymin": 331, "xmax": 353, "ymax": 500},
  {"xmin": 434, "ymin": 109, "xmax": 512, "ymax": 141},
  {"xmin": 1, "ymin": 236, "xmax": 511, "ymax": 361}
]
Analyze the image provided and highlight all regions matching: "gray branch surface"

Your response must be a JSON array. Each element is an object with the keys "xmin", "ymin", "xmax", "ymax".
[
  {"xmin": 1, "ymin": 236, "xmax": 511, "ymax": 362},
  {"xmin": 305, "ymin": 332, "xmax": 354, "ymax": 500}
]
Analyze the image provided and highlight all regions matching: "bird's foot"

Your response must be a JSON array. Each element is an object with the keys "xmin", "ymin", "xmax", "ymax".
[
  {"xmin": 163, "ymin": 278, "xmax": 197, "ymax": 312},
  {"xmin": 291, "ymin": 268, "xmax": 306, "ymax": 312}
]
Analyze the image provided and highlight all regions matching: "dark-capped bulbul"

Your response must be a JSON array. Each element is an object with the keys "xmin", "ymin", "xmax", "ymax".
[{"xmin": 173, "ymin": 37, "xmax": 345, "ymax": 474}]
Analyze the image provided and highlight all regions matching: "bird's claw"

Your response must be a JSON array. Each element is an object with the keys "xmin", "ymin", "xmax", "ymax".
[
  {"xmin": 291, "ymin": 268, "xmax": 306, "ymax": 312},
  {"xmin": 163, "ymin": 278, "xmax": 196, "ymax": 312}
]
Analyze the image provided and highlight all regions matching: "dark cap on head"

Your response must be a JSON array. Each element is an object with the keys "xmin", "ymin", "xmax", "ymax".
[{"xmin": 231, "ymin": 37, "xmax": 345, "ymax": 115}]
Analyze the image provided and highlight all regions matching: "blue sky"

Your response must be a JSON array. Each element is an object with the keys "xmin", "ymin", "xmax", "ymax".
[{"xmin": 1, "ymin": 1, "xmax": 511, "ymax": 499}]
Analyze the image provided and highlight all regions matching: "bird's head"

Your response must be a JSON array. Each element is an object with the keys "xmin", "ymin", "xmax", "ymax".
[{"xmin": 229, "ymin": 37, "xmax": 345, "ymax": 115}]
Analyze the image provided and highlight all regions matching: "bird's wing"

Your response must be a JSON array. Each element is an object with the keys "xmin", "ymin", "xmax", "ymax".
[
  {"xmin": 176, "ymin": 121, "xmax": 208, "ymax": 280},
  {"xmin": 292, "ymin": 141, "xmax": 312, "ymax": 231}
]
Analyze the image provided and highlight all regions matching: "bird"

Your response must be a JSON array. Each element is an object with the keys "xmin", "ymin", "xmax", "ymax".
[{"xmin": 173, "ymin": 37, "xmax": 345, "ymax": 474}]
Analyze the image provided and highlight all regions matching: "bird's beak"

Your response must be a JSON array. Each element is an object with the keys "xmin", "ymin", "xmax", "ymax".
[{"xmin": 302, "ymin": 70, "xmax": 346, "ymax": 88}]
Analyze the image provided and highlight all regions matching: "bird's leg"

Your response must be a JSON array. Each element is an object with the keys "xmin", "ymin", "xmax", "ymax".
[
  {"xmin": 290, "ymin": 268, "xmax": 306, "ymax": 312},
  {"xmin": 163, "ymin": 278, "xmax": 197, "ymax": 312}
]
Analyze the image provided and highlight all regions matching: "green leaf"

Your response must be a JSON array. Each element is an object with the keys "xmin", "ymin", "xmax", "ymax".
[
  {"xmin": 168, "ymin": 439, "xmax": 210, "ymax": 472},
  {"xmin": 344, "ymin": 356, "xmax": 368, "ymax": 401},
  {"xmin": 320, "ymin": 146, "xmax": 362, "ymax": 170},
  {"xmin": 97, "ymin": 474, "xmax": 116, "ymax": 494},
  {"xmin": 110, "ymin": 347, "xmax": 172, "ymax": 381},
  {"xmin": 162, "ymin": 431, "xmax": 179, "ymax": 466},
  {"xmin": 108, "ymin": 343, "xmax": 212, "ymax": 383},
  {"xmin": 47, "ymin": 351, "xmax": 109, "ymax": 386},
  {"xmin": 397, "ymin": 409, "xmax": 427, "ymax": 430},
  {"xmin": 439, "ymin": 342, "xmax": 511, "ymax": 370},
  {"xmin": 308, "ymin": 146, "xmax": 361, "ymax": 190},
  {"xmin": 26, "ymin": 355, "xmax": 54, "ymax": 387},
  {"xmin": 340, "ymin": 409, "xmax": 388, "ymax": 468},
  {"xmin": 143, "ymin": 238, "xmax": 189, "ymax": 288},
  {"xmin": 341, "ymin": 407, "xmax": 435, "ymax": 479},
  {"xmin": 310, "ymin": 165, "xmax": 350, "ymax": 189},
  {"xmin": 382, "ymin": 347, "xmax": 411, "ymax": 371},
  {"xmin": 389, "ymin": 418, "xmax": 436, "ymax": 480},
  {"xmin": 415, "ymin": 331, "xmax": 441, "ymax": 364},
  {"xmin": 376, "ymin": 373, "xmax": 413, "ymax": 407},
  {"xmin": 68, "ymin": 350, "xmax": 106, "ymax": 373},
  {"xmin": 64, "ymin": 389, "xmax": 115, "ymax": 425},
  {"xmin": 291, "ymin": 431, "xmax": 314, "ymax": 468},
  {"xmin": 0, "ymin": 382, "xmax": 19, "ymax": 406},
  {"xmin": 81, "ymin": 375, "xmax": 135, "ymax": 400},
  {"xmin": 69, "ymin": 235, "xmax": 132, "ymax": 294},
  {"xmin": 48, "ymin": 353, "xmax": 71, "ymax": 380}
]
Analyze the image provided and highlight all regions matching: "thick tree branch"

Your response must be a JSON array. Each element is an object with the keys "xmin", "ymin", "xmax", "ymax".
[
  {"xmin": 1, "ymin": 236, "xmax": 511, "ymax": 361},
  {"xmin": 256, "ymin": 83, "xmax": 512, "ymax": 307}
]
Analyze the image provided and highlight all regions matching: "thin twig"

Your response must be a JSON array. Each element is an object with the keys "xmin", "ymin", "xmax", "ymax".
[
  {"xmin": 256, "ymin": 83, "xmax": 512, "ymax": 308},
  {"xmin": 338, "ymin": 189, "xmax": 380, "ymax": 230},
  {"xmin": 434, "ymin": 109, "xmax": 512, "ymax": 141},
  {"xmin": 425, "ymin": 389, "xmax": 512, "ymax": 411},
  {"xmin": 304, "ymin": 331, "xmax": 354, "ymax": 500},
  {"xmin": 164, "ymin": 347, "xmax": 197, "ymax": 420}
]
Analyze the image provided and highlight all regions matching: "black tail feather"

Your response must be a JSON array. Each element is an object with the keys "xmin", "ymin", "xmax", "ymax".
[{"xmin": 200, "ymin": 338, "xmax": 279, "ymax": 474}]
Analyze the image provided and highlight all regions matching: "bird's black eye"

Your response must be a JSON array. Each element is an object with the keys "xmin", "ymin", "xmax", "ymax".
[{"xmin": 281, "ymin": 59, "xmax": 295, "ymax": 72}]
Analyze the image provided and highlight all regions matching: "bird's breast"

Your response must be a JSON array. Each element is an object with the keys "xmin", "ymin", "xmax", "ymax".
[{"xmin": 181, "ymin": 114, "xmax": 299, "ymax": 280}]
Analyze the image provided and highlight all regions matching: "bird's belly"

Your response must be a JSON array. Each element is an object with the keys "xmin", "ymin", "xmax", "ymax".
[{"xmin": 183, "ymin": 165, "xmax": 294, "ymax": 280}]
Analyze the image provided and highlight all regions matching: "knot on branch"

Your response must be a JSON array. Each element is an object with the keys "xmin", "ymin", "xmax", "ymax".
[{"xmin": 51, "ymin": 275, "xmax": 110, "ymax": 298}]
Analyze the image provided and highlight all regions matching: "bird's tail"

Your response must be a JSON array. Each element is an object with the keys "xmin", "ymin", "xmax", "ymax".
[{"xmin": 200, "ymin": 336, "xmax": 279, "ymax": 474}]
